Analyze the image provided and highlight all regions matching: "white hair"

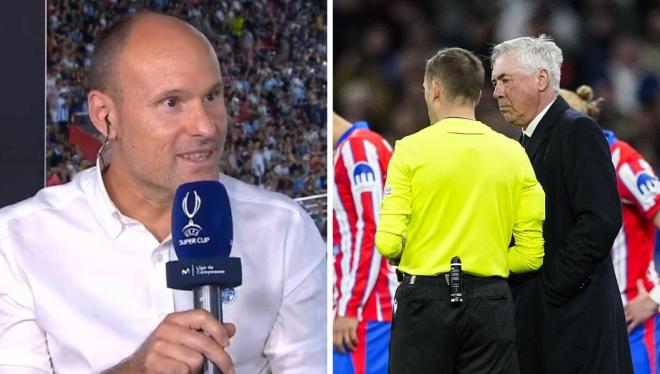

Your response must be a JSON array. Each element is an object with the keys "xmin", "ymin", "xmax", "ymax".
[{"xmin": 491, "ymin": 34, "xmax": 563, "ymax": 93}]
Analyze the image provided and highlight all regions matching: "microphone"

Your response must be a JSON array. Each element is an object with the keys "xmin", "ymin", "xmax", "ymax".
[{"xmin": 166, "ymin": 181, "xmax": 242, "ymax": 374}]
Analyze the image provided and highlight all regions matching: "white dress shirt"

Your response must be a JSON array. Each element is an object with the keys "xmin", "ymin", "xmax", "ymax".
[
  {"xmin": 0, "ymin": 163, "xmax": 326, "ymax": 373},
  {"xmin": 522, "ymin": 97, "xmax": 557, "ymax": 138}
]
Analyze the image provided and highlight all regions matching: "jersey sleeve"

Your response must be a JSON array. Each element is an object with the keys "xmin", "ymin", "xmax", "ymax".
[
  {"xmin": 334, "ymin": 137, "xmax": 386, "ymax": 319},
  {"xmin": 375, "ymin": 140, "xmax": 412, "ymax": 260},
  {"xmin": 614, "ymin": 144, "xmax": 660, "ymax": 220},
  {"xmin": 508, "ymin": 151, "xmax": 545, "ymax": 273}
]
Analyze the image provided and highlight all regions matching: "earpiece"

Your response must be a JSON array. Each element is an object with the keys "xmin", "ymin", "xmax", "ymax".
[{"xmin": 104, "ymin": 114, "xmax": 112, "ymax": 138}]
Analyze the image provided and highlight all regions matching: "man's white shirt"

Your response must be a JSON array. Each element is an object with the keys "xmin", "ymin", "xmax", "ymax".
[
  {"xmin": 0, "ymin": 164, "xmax": 326, "ymax": 373},
  {"xmin": 522, "ymin": 97, "xmax": 557, "ymax": 138}
]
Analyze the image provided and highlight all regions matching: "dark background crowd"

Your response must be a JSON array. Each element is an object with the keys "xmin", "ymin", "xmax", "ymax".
[
  {"xmin": 334, "ymin": 0, "xmax": 660, "ymax": 166},
  {"xmin": 47, "ymin": 0, "xmax": 327, "ymax": 200}
]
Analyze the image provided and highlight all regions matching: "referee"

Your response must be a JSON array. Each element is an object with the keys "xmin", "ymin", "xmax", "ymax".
[{"xmin": 375, "ymin": 47, "xmax": 545, "ymax": 373}]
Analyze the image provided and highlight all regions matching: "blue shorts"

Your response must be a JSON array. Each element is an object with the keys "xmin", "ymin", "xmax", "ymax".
[
  {"xmin": 630, "ymin": 314, "xmax": 660, "ymax": 374},
  {"xmin": 333, "ymin": 321, "xmax": 390, "ymax": 374}
]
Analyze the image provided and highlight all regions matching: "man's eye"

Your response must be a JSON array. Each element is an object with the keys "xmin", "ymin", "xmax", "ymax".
[
  {"xmin": 164, "ymin": 98, "xmax": 178, "ymax": 107},
  {"xmin": 206, "ymin": 90, "xmax": 221, "ymax": 101}
]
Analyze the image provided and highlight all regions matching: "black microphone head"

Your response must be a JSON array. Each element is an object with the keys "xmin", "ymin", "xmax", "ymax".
[{"xmin": 172, "ymin": 181, "xmax": 232, "ymax": 260}]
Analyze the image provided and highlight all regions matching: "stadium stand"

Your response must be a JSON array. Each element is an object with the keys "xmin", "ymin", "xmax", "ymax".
[
  {"xmin": 47, "ymin": 0, "xmax": 327, "ymax": 234},
  {"xmin": 334, "ymin": 0, "xmax": 660, "ymax": 166}
]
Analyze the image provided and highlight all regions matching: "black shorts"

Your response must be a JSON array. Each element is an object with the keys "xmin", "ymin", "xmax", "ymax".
[{"xmin": 389, "ymin": 274, "xmax": 519, "ymax": 374}]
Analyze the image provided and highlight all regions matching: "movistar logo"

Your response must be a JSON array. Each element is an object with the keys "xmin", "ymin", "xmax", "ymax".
[{"xmin": 182, "ymin": 191, "xmax": 202, "ymax": 238}]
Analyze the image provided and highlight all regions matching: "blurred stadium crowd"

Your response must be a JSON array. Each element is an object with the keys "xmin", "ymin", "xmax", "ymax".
[
  {"xmin": 47, "ymin": 0, "xmax": 327, "ymax": 201},
  {"xmin": 334, "ymin": 0, "xmax": 660, "ymax": 165}
]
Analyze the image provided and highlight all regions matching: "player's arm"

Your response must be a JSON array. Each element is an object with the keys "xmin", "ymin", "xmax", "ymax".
[
  {"xmin": 375, "ymin": 141, "xmax": 411, "ymax": 260},
  {"xmin": 333, "ymin": 113, "xmax": 351, "ymax": 141},
  {"xmin": 333, "ymin": 137, "xmax": 385, "ymax": 352},
  {"xmin": 646, "ymin": 208, "xmax": 660, "ymax": 310},
  {"xmin": 626, "ymin": 278, "xmax": 660, "ymax": 333},
  {"xmin": 618, "ymin": 153, "xmax": 660, "ymax": 331},
  {"xmin": 508, "ymin": 153, "xmax": 545, "ymax": 273}
]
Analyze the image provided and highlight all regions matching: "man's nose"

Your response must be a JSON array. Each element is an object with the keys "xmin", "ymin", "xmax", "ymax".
[
  {"xmin": 188, "ymin": 101, "xmax": 216, "ymax": 137},
  {"xmin": 493, "ymin": 82, "xmax": 504, "ymax": 98}
]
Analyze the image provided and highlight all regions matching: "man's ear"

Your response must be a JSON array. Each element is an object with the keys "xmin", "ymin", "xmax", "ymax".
[
  {"xmin": 432, "ymin": 79, "xmax": 442, "ymax": 102},
  {"xmin": 537, "ymin": 69, "xmax": 550, "ymax": 92},
  {"xmin": 87, "ymin": 90, "xmax": 118, "ymax": 140}
]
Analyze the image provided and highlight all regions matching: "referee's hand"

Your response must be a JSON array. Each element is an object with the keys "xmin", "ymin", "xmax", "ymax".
[{"xmin": 333, "ymin": 316, "xmax": 359, "ymax": 354}]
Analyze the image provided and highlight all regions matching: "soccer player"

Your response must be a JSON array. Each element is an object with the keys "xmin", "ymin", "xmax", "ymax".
[
  {"xmin": 333, "ymin": 112, "xmax": 398, "ymax": 374},
  {"xmin": 561, "ymin": 85, "xmax": 660, "ymax": 374}
]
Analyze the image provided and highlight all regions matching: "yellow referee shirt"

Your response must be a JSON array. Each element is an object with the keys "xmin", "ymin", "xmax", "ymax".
[{"xmin": 375, "ymin": 118, "xmax": 545, "ymax": 277}]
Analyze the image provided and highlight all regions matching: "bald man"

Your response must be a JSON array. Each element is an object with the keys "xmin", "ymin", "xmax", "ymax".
[{"xmin": 0, "ymin": 12, "xmax": 326, "ymax": 374}]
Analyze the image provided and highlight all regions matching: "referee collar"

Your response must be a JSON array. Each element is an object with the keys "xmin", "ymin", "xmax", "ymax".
[
  {"xmin": 433, "ymin": 117, "xmax": 487, "ymax": 133},
  {"xmin": 336, "ymin": 121, "xmax": 369, "ymax": 149}
]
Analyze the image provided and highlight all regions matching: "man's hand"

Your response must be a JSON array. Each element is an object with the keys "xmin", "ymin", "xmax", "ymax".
[
  {"xmin": 333, "ymin": 316, "xmax": 359, "ymax": 354},
  {"xmin": 625, "ymin": 279, "xmax": 658, "ymax": 333},
  {"xmin": 107, "ymin": 309, "xmax": 236, "ymax": 374}
]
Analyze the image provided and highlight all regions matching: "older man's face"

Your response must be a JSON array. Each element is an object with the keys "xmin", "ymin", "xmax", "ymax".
[
  {"xmin": 112, "ymin": 21, "xmax": 227, "ymax": 193},
  {"xmin": 491, "ymin": 52, "xmax": 541, "ymax": 128}
]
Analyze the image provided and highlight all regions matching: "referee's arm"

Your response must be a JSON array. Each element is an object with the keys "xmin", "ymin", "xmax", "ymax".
[
  {"xmin": 375, "ymin": 143, "xmax": 411, "ymax": 259},
  {"xmin": 508, "ymin": 158, "xmax": 546, "ymax": 273}
]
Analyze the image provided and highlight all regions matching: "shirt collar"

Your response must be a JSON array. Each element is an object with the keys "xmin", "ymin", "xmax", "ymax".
[
  {"xmin": 336, "ymin": 121, "xmax": 369, "ymax": 149},
  {"xmin": 523, "ymin": 97, "xmax": 556, "ymax": 138},
  {"xmin": 89, "ymin": 146, "xmax": 180, "ymax": 244},
  {"xmin": 433, "ymin": 117, "xmax": 486, "ymax": 132}
]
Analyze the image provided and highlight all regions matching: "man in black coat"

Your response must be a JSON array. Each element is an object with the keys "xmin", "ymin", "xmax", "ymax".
[{"xmin": 490, "ymin": 34, "xmax": 633, "ymax": 373}]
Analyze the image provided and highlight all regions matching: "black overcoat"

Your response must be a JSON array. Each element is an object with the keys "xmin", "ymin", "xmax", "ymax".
[{"xmin": 511, "ymin": 96, "xmax": 633, "ymax": 374}]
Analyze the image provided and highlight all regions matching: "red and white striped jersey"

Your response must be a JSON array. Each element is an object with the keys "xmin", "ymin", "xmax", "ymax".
[
  {"xmin": 333, "ymin": 122, "xmax": 398, "ymax": 322},
  {"xmin": 607, "ymin": 131, "xmax": 660, "ymax": 305}
]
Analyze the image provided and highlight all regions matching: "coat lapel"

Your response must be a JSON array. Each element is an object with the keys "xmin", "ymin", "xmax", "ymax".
[{"xmin": 524, "ymin": 96, "xmax": 569, "ymax": 161}]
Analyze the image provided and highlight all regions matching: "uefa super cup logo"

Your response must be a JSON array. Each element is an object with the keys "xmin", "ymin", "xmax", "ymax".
[{"xmin": 182, "ymin": 191, "xmax": 203, "ymax": 238}]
